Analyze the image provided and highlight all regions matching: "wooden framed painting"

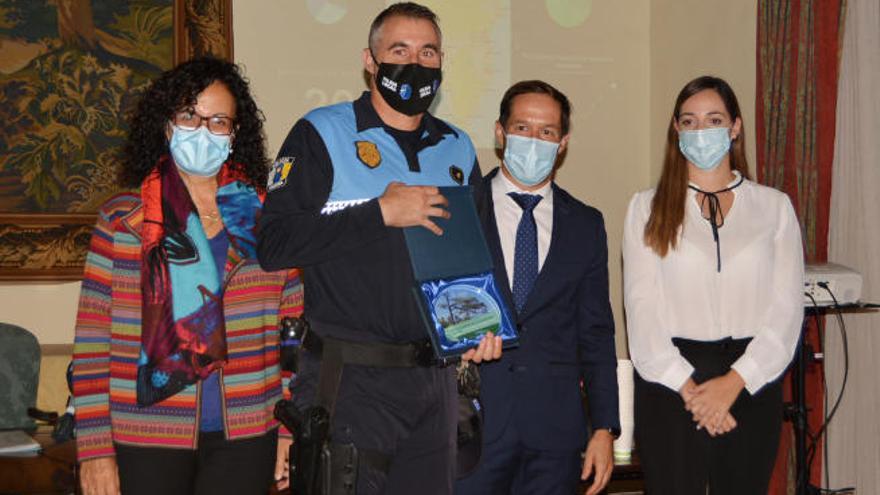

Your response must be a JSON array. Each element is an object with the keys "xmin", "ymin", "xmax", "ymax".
[{"xmin": 0, "ymin": 0, "xmax": 233, "ymax": 281}]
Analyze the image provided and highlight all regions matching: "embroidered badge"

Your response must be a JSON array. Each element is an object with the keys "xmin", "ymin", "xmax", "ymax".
[
  {"xmin": 267, "ymin": 157, "xmax": 295, "ymax": 192},
  {"xmin": 449, "ymin": 165, "xmax": 464, "ymax": 185},
  {"xmin": 355, "ymin": 141, "xmax": 382, "ymax": 169}
]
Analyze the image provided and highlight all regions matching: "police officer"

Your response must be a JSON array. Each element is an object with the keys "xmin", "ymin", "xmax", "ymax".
[{"xmin": 258, "ymin": 3, "xmax": 501, "ymax": 494}]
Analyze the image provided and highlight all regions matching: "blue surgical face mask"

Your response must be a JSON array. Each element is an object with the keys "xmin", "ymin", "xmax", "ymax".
[
  {"xmin": 502, "ymin": 134, "xmax": 559, "ymax": 187},
  {"xmin": 678, "ymin": 127, "xmax": 731, "ymax": 171},
  {"xmin": 169, "ymin": 125, "xmax": 231, "ymax": 177}
]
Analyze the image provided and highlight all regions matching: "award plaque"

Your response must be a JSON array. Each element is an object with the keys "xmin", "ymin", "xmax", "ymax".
[{"xmin": 404, "ymin": 186, "xmax": 518, "ymax": 358}]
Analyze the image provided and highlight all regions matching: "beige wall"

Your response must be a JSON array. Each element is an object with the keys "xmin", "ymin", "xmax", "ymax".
[
  {"xmin": 650, "ymin": 0, "xmax": 757, "ymax": 182},
  {"xmin": 1, "ymin": 1, "xmax": 757, "ymax": 365},
  {"xmin": 0, "ymin": 282, "xmax": 80, "ymax": 344},
  {"xmin": 509, "ymin": 2, "xmax": 651, "ymax": 355},
  {"xmin": 37, "ymin": 346, "xmax": 74, "ymax": 414}
]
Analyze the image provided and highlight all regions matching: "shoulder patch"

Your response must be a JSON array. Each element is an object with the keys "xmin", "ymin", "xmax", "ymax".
[
  {"xmin": 355, "ymin": 141, "xmax": 382, "ymax": 169},
  {"xmin": 267, "ymin": 157, "xmax": 295, "ymax": 192},
  {"xmin": 449, "ymin": 165, "xmax": 464, "ymax": 185}
]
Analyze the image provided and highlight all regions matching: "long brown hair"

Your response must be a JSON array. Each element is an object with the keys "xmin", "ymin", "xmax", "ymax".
[{"xmin": 644, "ymin": 76, "xmax": 752, "ymax": 256}]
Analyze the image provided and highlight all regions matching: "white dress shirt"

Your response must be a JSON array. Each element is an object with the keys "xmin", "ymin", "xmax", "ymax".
[
  {"xmin": 491, "ymin": 169, "xmax": 553, "ymax": 290},
  {"xmin": 623, "ymin": 172, "xmax": 805, "ymax": 394}
]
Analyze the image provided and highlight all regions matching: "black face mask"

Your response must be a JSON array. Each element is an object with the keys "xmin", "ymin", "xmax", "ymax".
[{"xmin": 374, "ymin": 59, "xmax": 442, "ymax": 116}]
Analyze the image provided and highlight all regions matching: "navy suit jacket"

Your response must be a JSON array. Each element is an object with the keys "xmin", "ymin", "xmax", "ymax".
[{"xmin": 476, "ymin": 168, "xmax": 620, "ymax": 451}]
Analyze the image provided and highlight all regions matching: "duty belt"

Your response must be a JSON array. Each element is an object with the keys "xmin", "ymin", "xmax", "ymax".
[
  {"xmin": 303, "ymin": 323, "xmax": 448, "ymax": 477},
  {"xmin": 275, "ymin": 317, "xmax": 483, "ymax": 492},
  {"xmin": 309, "ymin": 334, "xmax": 435, "ymax": 408}
]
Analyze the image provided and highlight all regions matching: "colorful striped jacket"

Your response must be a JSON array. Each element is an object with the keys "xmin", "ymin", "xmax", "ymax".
[{"xmin": 73, "ymin": 193, "xmax": 302, "ymax": 462}]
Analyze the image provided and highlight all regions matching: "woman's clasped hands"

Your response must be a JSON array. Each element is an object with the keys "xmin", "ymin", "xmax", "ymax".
[{"xmin": 679, "ymin": 371, "xmax": 746, "ymax": 437}]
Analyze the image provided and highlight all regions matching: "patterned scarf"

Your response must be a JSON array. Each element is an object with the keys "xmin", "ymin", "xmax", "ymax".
[{"xmin": 136, "ymin": 156, "xmax": 264, "ymax": 407}]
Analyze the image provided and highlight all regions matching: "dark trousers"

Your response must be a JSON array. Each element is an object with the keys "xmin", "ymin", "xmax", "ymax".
[
  {"xmin": 115, "ymin": 430, "xmax": 277, "ymax": 495},
  {"xmin": 634, "ymin": 338, "xmax": 783, "ymax": 495},
  {"xmin": 292, "ymin": 349, "xmax": 458, "ymax": 495},
  {"xmin": 454, "ymin": 418, "xmax": 581, "ymax": 495}
]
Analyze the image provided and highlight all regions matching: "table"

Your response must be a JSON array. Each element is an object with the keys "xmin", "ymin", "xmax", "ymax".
[{"xmin": 0, "ymin": 427, "xmax": 77, "ymax": 494}]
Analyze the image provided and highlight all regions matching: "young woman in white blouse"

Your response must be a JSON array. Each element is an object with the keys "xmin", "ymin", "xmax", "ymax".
[{"xmin": 623, "ymin": 76, "xmax": 804, "ymax": 494}]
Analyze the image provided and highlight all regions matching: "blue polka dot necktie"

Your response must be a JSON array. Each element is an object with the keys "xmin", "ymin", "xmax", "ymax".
[{"xmin": 508, "ymin": 192, "xmax": 543, "ymax": 313}]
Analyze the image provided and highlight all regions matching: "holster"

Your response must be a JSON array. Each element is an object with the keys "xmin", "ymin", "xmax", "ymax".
[
  {"xmin": 276, "ymin": 399, "xmax": 360, "ymax": 495},
  {"xmin": 275, "ymin": 322, "xmax": 485, "ymax": 490},
  {"xmin": 277, "ymin": 321, "xmax": 416, "ymax": 494}
]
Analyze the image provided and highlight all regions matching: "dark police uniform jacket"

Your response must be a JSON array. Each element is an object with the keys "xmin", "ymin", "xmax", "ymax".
[{"xmin": 257, "ymin": 91, "xmax": 481, "ymax": 344}]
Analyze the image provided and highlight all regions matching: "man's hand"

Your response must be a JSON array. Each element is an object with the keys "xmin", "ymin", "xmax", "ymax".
[
  {"xmin": 378, "ymin": 182, "xmax": 449, "ymax": 235},
  {"xmin": 275, "ymin": 436, "xmax": 293, "ymax": 490},
  {"xmin": 80, "ymin": 456, "xmax": 121, "ymax": 495},
  {"xmin": 581, "ymin": 429, "xmax": 614, "ymax": 495},
  {"xmin": 685, "ymin": 371, "xmax": 745, "ymax": 433},
  {"xmin": 460, "ymin": 331, "xmax": 502, "ymax": 364}
]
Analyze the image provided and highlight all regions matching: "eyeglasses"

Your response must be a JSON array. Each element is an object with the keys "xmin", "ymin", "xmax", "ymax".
[{"xmin": 173, "ymin": 110, "xmax": 235, "ymax": 136}]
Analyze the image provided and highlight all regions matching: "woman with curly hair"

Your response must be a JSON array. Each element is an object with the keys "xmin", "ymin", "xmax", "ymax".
[{"xmin": 72, "ymin": 57, "xmax": 302, "ymax": 495}]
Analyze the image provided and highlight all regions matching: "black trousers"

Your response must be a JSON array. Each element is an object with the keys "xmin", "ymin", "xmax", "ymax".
[
  {"xmin": 115, "ymin": 430, "xmax": 277, "ymax": 495},
  {"xmin": 634, "ymin": 338, "xmax": 783, "ymax": 495},
  {"xmin": 292, "ymin": 347, "xmax": 458, "ymax": 495}
]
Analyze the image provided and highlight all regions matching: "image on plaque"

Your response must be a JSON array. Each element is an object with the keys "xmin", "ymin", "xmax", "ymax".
[{"xmin": 432, "ymin": 284, "xmax": 502, "ymax": 342}]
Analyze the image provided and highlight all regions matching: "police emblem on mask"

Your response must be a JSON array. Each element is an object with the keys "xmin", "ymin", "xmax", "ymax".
[
  {"xmin": 449, "ymin": 165, "xmax": 464, "ymax": 185},
  {"xmin": 267, "ymin": 157, "xmax": 295, "ymax": 192},
  {"xmin": 355, "ymin": 141, "xmax": 382, "ymax": 169}
]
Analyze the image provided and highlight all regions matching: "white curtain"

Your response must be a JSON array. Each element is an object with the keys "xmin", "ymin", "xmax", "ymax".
[{"xmin": 826, "ymin": 0, "xmax": 880, "ymax": 492}]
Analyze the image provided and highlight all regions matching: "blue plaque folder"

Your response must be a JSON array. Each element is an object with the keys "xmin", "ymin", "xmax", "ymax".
[{"xmin": 403, "ymin": 186, "xmax": 518, "ymax": 358}]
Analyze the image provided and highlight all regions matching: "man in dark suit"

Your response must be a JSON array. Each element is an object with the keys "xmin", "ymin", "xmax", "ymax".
[{"xmin": 456, "ymin": 80, "xmax": 620, "ymax": 495}]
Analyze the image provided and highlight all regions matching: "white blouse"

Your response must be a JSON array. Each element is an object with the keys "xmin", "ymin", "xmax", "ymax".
[{"xmin": 623, "ymin": 173, "xmax": 805, "ymax": 394}]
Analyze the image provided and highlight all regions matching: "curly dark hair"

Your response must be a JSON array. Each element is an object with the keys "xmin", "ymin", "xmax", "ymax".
[{"xmin": 121, "ymin": 57, "xmax": 269, "ymax": 191}]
